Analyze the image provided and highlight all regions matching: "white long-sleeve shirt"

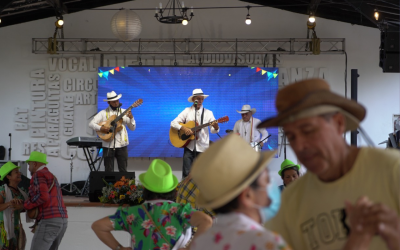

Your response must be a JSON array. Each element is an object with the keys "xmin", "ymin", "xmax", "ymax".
[
  {"xmin": 171, "ymin": 105, "xmax": 219, "ymax": 152},
  {"xmin": 233, "ymin": 117, "xmax": 268, "ymax": 144},
  {"xmin": 89, "ymin": 106, "xmax": 136, "ymax": 148}
]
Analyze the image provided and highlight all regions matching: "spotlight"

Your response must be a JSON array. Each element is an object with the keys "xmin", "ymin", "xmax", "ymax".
[
  {"xmin": 245, "ymin": 6, "xmax": 251, "ymax": 25},
  {"xmin": 55, "ymin": 17, "xmax": 64, "ymax": 29},
  {"xmin": 0, "ymin": 18, "xmax": 2, "ymax": 24},
  {"xmin": 374, "ymin": 10, "xmax": 379, "ymax": 20},
  {"xmin": 182, "ymin": 17, "xmax": 188, "ymax": 25},
  {"xmin": 308, "ymin": 15, "xmax": 316, "ymax": 23}
]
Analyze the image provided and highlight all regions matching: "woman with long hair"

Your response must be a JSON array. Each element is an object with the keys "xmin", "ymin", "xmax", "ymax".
[{"xmin": 0, "ymin": 162, "xmax": 30, "ymax": 250}]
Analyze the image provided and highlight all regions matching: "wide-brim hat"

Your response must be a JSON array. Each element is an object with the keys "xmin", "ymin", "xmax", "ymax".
[
  {"xmin": 257, "ymin": 78, "xmax": 366, "ymax": 132},
  {"xmin": 188, "ymin": 89, "xmax": 209, "ymax": 102},
  {"xmin": 0, "ymin": 162, "xmax": 20, "ymax": 181},
  {"xmin": 237, "ymin": 104, "xmax": 256, "ymax": 114},
  {"xmin": 191, "ymin": 134, "xmax": 276, "ymax": 209},
  {"xmin": 26, "ymin": 151, "xmax": 48, "ymax": 165},
  {"xmin": 278, "ymin": 159, "xmax": 300, "ymax": 176},
  {"xmin": 139, "ymin": 159, "xmax": 179, "ymax": 193},
  {"xmin": 103, "ymin": 91, "xmax": 122, "ymax": 102}
]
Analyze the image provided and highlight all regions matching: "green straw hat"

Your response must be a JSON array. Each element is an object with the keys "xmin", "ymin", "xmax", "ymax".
[
  {"xmin": 0, "ymin": 162, "xmax": 20, "ymax": 181},
  {"xmin": 139, "ymin": 159, "xmax": 178, "ymax": 193},
  {"xmin": 278, "ymin": 159, "xmax": 300, "ymax": 176},
  {"xmin": 26, "ymin": 151, "xmax": 48, "ymax": 165}
]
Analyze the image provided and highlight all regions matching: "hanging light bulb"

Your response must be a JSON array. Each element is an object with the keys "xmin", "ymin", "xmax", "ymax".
[
  {"xmin": 308, "ymin": 15, "xmax": 316, "ymax": 23},
  {"xmin": 245, "ymin": 6, "xmax": 251, "ymax": 25},
  {"xmin": 55, "ymin": 17, "xmax": 64, "ymax": 28},
  {"xmin": 0, "ymin": 18, "xmax": 2, "ymax": 24},
  {"xmin": 245, "ymin": 14, "xmax": 251, "ymax": 25},
  {"xmin": 182, "ymin": 17, "xmax": 188, "ymax": 25},
  {"xmin": 374, "ymin": 10, "xmax": 379, "ymax": 20}
]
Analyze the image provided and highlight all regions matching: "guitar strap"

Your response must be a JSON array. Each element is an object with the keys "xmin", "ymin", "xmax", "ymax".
[{"xmin": 201, "ymin": 108, "xmax": 204, "ymax": 126}]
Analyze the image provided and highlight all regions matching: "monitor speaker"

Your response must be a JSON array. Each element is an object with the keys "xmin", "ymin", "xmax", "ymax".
[{"xmin": 88, "ymin": 171, "xmax": 136, "ymax": 202}]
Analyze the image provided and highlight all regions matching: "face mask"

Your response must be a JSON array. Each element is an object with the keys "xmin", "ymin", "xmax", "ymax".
[{"xmin": 258, "ymin": 179, "xmax": 281, "ymax": 224}]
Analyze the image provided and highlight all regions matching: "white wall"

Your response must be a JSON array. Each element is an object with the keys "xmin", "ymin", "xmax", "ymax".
[{"xmin": 0, "ymin": 0, "xmax": 398, "ymax": 188}]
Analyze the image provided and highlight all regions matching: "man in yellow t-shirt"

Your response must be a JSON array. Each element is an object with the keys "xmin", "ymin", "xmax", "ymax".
[{"xmin": 258, "ymin": 78, "xmax": 400, "ymax": 250}]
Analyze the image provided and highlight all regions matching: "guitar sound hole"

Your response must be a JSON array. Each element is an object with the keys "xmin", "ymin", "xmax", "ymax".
[{"xmin": 180, "ymin": 134, "xmax": 190, "ymax": 141}]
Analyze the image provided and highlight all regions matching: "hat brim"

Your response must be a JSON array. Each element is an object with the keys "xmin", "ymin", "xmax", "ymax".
[
  {"xmin": 278, "ymin": 164, "xmax": 300, "ymax": 176},
  {"xmin": 196, "ymin": 150, "xmax": 276, "ymax": 209},
  {"xmin": 103, "ymin": 94, "xmax": 122, "ymax": 102},
  {"xmin": 257, "ymin": 91, "xmax": 365, "ymax": 131},
  {"xmin": 139, "ymin": 172, "xmax": 179, "ymax": 193},
  {"xmin": 188, "ymin": 95, "xmax": 209, "ymax": 103},
  {"xmin": 0, "ymin": 166, "xmax": 20, "ymax": 181},
  {"xmin": 236, "ymin": 108, "xmax": 256, "ymax": 114},
  {"xmin": 26, "ymin": 159, "xmax": 48, "ymax": 165}
]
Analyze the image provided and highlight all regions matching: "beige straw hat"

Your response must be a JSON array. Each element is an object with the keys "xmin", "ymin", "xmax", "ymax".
[{"xmin": 191, "ymin": 134, "xmax": 276, "ymax": 209}]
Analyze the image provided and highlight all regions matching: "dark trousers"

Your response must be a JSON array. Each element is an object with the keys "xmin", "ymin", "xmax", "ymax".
[
  {"xmin": 182, "ymin": 147, "xmax": 201, "ymax": 178},
  {"xmin": 103, "ymin": 146, "xmax": 128, "ymax": 172}
]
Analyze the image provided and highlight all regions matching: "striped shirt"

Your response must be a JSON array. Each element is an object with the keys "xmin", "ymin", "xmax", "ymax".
[{"xmin": 23, "ymin": 167, "xmax": 68, "ymax": 220}]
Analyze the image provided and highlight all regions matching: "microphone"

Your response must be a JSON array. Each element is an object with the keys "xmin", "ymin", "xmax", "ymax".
[
  {"xmin": 194, "ymin": 100, "xmax": 198, "ymax": 108},
  {"xmin": 226, "ymin": 129, "xmax": 233, "ymax": 133}
]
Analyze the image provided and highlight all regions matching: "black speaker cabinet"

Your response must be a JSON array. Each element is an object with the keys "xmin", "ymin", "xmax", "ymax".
[
  {"xmin": 382, "ymin": 52, "xmax": 400, "ymax": 73},
  {"xmin": 88, "ymin": 171, "xmax": 136, "ymax": 202}
]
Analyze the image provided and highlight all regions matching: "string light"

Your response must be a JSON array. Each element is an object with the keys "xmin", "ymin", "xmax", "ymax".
[
  {"xmin": 374, "ymin": 10, "xmax": 379, "ymax": 20},
  {"xmin": 245, "ymin": 6, "xmax": 251, "ymax": 25}
]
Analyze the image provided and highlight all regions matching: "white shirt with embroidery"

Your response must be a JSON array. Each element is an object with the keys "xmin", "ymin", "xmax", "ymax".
[
  {"xmin": 171, "ymin": 105, "xmax": 219, "ymax": 152},
  {"xmin": 191, "ymin": 213, "xmax": 291, "ymax": 250},
  {"xmin": 233, "ymin": 117, "xmax": 269, "ymax": 144},
  {"xmin": 89, "ymin": 107, "xmax": 136, "ymax": 148}
]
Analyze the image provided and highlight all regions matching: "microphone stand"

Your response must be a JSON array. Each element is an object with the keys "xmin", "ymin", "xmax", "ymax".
[
  {"xmin": 8, "ymin": 133, "xmax": 11, "ymax": 161},
  {"xmin": 193, "ymin": 102, "xmax": 198, "ymax": 159}
]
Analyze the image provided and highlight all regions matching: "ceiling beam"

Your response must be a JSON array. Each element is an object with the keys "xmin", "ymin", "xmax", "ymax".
[
  {"xmin": 343, "ymin": 0, "xmax": 380, "ymax": 28},
  {"xmin": 307, "ymin": 0, "xmax": 321, "ymax": 15},
  {"xmin": 0, "ymin": 0, "xmax": 16, "ymax": 13}
]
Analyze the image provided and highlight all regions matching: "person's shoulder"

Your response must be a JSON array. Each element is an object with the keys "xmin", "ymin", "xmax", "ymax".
[
  {"xmin": 240, "ymin": 229, "xmax": 287, "ymax": 246},
  {"xmin": 359, "ymin": 147, "xmax": 400, "ymax": 166},
  {"xmin": 280, "ymin": 172, "xmax": 312, "ymax": 200},
  {"xmin": 253, "ymin": 117, "xmax": 262, "ymax": 123}
]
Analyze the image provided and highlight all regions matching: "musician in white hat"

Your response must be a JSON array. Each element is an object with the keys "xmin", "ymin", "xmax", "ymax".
[
  {"xmin": 171, "ymin": 89, "xmax": 219, "ymax": 178},
  {"xmin": 233, "ymin": 104, "xmax": 269, "ymax": 148},
  {"xmin": 89, "ymin": 91, "xmax": 136, "ymax": 172}
]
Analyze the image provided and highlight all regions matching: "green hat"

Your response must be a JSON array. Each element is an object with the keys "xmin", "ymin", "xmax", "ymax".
[
  {"xmin": 26, "ymin": 151, "xmax": 48, "ymax": 165},
  {"xmin": 139, "ymin": 159, "xmax": 178, "ymax": 193},
  {"xmin": 278, "ymin": 159, "xmax": 300, "ymax": 176},
  {"xmin": 0, "ymin": 162, "xmax": 20, "ymax": 181}
]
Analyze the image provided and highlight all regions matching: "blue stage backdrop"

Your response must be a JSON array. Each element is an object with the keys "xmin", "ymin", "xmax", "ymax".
[{"xmin": 97, "ymin": 66, "xmax": 279, "ymax": 157}]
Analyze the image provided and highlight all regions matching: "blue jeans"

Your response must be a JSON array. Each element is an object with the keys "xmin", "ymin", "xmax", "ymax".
[
  {"xmin": 30, "ymin": 217, "xmax": 68, "ymax": 250},
  {"xmin": 182, "ymin": 147, "xmax": 201, "ymax": 178}
]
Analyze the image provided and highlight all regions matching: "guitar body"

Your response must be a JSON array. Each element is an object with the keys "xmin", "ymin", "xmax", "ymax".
[
  {"xmin": 96, "ymin": 115, "xmax": 124, "ymax": 142},
  {"xmin": 169, "ymin": 121, "xmax": 196, "ymax": 148}
]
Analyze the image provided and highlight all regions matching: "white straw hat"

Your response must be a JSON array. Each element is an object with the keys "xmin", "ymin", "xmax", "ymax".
[
  {"xmin": 103, "ymin": 91, "xmax": 122, "ymax": 102},
  {"xmin": 237, "ymin": 104, "xmax": 256, "ymax": 114},
  {"xmin": 188, "ymin": 89, "xmax": 209, "ymax": 102}
]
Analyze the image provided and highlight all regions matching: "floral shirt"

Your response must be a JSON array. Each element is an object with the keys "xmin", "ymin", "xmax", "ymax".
[
  {"xmin": 190, "ymin": 212, "xmax": 291, "ymax": 250},
  {"xmin": 109, "ymin": 200, "xmax": 196, "ymax": 250},
  {"xmin": 0, "ymin": 185, "xmax": 27, "ymax": 249}
]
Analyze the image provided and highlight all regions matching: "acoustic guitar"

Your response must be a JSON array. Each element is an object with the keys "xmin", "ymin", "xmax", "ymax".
[
  {"xmin": 169, "ymin": 116, "xmax": 229, "ymax": 148},
  {"xmin": 97, "ymin": 98, "xmax": 143, "ymax": 142}
]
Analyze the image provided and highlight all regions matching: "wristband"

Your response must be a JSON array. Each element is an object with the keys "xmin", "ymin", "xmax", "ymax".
[{"xmin": 114, "ymin": 244, "xmax": 122, "ymax": 250}]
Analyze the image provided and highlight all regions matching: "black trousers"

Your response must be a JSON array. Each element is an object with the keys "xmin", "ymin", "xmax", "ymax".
[
  {"xmin": 182, "ymin": 147, "xmax": 201, "ymax": 178},
  {"xmin": 103, "ymin": 146, "xmax": 128, "ymax": 172}
]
